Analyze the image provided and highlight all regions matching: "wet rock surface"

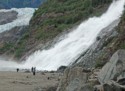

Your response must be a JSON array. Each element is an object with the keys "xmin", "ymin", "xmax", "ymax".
[{"xmin": 73, "ymin": 20, "xmax": 120, "ymax": 69}]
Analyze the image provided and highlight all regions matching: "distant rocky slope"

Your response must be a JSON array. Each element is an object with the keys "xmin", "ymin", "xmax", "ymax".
[{"xmin": 0, "ymin": 0, "xmax": 45, "ymax": 9}]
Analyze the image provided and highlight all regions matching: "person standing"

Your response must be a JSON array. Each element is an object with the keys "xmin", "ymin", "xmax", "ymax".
[
  {"xmin": 31, "ymin": 67, "xmax": 33, "ymax": 73},
  {"xmin": 33, "ymin": 67, "xmax": 36, "ymax": 76},
  {"xmin": 16, "ymin": 68, "xmax": 19, "ymax": 72}
]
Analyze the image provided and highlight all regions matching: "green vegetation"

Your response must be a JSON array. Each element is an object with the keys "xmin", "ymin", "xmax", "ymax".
[
  {"xmin": 95, "ymin": 59, "xmax": 105, "ymax": 68},
  {"xmin": 4, "ymin": 0, "xmax": 113, "ymax": 58},
  {"xmin": 32, "ymin": 0, "xmax": 112, "ymax": 40},
  {"xmin": 14, "ymin": 33, "xmax": 29, "ymax": 58},
  {"xmin": 0, "ymin": 43, "xmax": 14, "ymax": 53}
]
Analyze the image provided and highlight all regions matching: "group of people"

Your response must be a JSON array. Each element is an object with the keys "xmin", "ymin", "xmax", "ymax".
[{"xmin": 16, "ymin": 67, "xmax": 36, "ymax": 76}]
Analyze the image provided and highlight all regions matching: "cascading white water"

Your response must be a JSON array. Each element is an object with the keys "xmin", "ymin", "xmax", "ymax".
[
  {"xmin": 0, "ymin": 8, "xmax": 35, "ymax": 33},
  {"xmin": 23, "ymin": 0, "xmax": 125, "ymax": 71},
  {"xmin": 0, "ymin": 0, "xmax": 125, "ymax": 71}
]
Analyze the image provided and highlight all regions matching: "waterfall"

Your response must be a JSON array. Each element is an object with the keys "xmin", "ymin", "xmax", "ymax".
[
  {"xmin": 0, "ymin": 0, "xmax": 125, "ymax": 71},
  {"xmin": 0, "ymin": 8, "xmax": 35, "ymax": 33}
]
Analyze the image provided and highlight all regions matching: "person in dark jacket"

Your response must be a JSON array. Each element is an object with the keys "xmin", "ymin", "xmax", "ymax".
[
  {"xmin": 31, "ymin": 67, "xmax": 33, "ymax": 73},
  {"xmin": 33, "ymin": 67, "xmax": 36, "ymax": 76},
  {"xmin": 16, "ymin": 68, "xmax": 19, "ymax": 72}
]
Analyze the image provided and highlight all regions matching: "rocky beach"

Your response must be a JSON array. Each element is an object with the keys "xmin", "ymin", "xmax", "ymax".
[{"xmin": 0, "ymin": 71, "xmax": 62, "ymax": 91}]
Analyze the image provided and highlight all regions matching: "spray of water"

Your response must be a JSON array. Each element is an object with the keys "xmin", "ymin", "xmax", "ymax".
[
  {"xmin": 0, "ymin": 8, "xmax": 35, "ymax": 33},
  {"xmin": 0, "ymin": 0, "xmax": 125, "ymax": 71}
]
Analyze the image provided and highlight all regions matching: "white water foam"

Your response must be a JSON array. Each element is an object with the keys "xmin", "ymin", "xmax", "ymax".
[
  {"xmin": 0, "ymin": 0, "xmax": 125, "ymax": 71},
  {"xmin": 0, "ymin": 8, "xmax": 35, "ymax": 33}
]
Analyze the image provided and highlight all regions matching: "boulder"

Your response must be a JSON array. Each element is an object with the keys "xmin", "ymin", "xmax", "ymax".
[
  {"xmin": 103, "ymin": 81, "xmax": 121, "ymax": 91},
  {"xmin": 94, "ymin": 81, "xmax": 125, "ymax": 91},
  {"xmin": 57, "ymin": 66, "xmax": 67, "ymax": 73},
  {"xmin": 57, "ymin": 67, "xmax": 93, "ymax": 91},
  {"xmin": 98, "ymin": 49, "xmax": 125, "ymax": 84}
]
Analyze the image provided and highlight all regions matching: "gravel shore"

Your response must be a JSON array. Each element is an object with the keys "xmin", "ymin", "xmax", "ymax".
[{"xmin": 0, "ymin": 71, "xmax": 62, "ymax": 91}]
